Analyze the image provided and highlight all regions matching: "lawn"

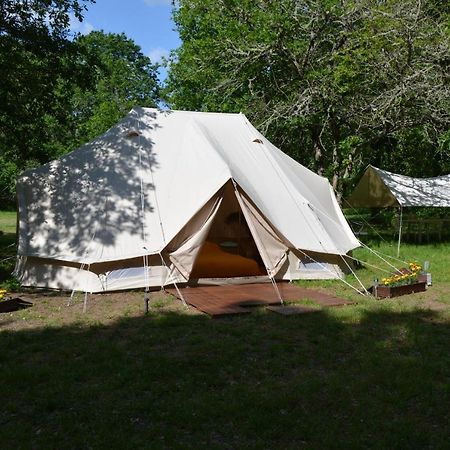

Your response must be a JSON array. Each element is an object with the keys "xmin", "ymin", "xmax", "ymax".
[
  {"xmin": 1, "ymin": 211, "xmax": 449, "ymax": 449},
  {"xmin": 0, "ymin": 211, "xmax": 17, "ymax": 290}
]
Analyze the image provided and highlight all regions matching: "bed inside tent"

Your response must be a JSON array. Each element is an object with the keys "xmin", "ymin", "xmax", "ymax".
[
  {"xmin": 183, "ymin": 181, "xmax": 348, "ymax": 284},
  {"xmin": 190, "ymin": 182, "xmax": 266, "ymax": 280}
]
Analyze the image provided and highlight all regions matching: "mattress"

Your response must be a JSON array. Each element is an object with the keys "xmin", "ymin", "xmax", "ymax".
[{"xmin": 190, "ymin": 241, "xmax": 265, "ymax": 278}]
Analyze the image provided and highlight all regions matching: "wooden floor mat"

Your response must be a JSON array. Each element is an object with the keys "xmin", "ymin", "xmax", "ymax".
[{"xmin": 165, "ymin": 282, "xmax": 353, "ymax": 317}]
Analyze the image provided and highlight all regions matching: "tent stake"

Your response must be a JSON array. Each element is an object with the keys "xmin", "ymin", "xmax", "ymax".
[{"xmin": 82, "ymin": 264, "xmax": 91, "ymax": 313}]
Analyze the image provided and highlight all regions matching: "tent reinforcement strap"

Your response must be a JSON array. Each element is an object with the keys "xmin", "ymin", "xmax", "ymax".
[{"xmin": 243, "ymin": 117, "xmax": 327, "ymax": 253}]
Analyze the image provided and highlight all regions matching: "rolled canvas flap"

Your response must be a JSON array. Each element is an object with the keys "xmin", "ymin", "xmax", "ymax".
[
  {"xmin": 166, "ymin": 191, "xmax": 224, "ymax": 280},
  {"xmin": 234, "ymin": 185, "xmax": 288, "ymax": 277}
]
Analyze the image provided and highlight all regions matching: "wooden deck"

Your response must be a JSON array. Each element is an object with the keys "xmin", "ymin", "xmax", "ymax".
[{"xmin": 165, "ymin": 282, "xmax": 353, "ymax": 317}]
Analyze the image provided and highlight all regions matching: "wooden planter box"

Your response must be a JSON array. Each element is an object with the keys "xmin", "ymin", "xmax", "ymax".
[
  {"xmin": 375, "ymin": 281, "xmax": 427, "ymax": 299},
  {"xmin": 417, "ymin": 273, "xmax": 432, "ymax": 286}
]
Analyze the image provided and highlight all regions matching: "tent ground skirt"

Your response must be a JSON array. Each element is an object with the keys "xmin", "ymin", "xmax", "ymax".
[{"xmin": 165, "ymin": 282, "xmax": 353, "ymax": 317}]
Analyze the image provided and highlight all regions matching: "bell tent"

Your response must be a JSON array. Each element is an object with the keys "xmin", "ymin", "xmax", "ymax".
[{"xmin": 15, "ymin": 108, "xmax": 359, "ymax": 292}]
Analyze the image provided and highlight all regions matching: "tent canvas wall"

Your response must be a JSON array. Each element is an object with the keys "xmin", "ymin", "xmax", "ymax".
[{"xmin": 15, "ymin": 108, "xmax": 359, "ymax": 292}]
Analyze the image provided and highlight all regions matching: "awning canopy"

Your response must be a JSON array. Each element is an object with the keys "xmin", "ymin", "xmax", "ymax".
[{"xmin": 346, "ymin": 165, "xmax": 450, "ymax": 208}]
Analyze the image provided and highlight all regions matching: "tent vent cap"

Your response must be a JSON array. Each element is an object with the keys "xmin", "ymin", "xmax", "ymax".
[{"xmin": 126, "ymin": 130, "xmax": 141, "ymax": 138}]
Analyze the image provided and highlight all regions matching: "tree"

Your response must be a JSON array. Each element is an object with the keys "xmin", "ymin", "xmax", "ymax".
[
  {"xmin": 166, "ymin": 0, "xmax": 450, "ymax": 201},
  {"xmin": 70, "ymin": 31, "xmax": 160, "ymax": 145},
  {"xmin": 0, "ymin": 0, "xmax": 95, "ymax": 206},
  {"xmin": 0, "ymin": 5, "xmax": 160, "ymax": 206}
]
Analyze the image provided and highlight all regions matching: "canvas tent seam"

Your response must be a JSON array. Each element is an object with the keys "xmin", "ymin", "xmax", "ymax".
[
  {"xmin": 140, "ymin": 118, "xmax": 167, "ymax": 246},
  {"xmin": 241, "ymin": 114, "xmax": 358, "ymax": 254},
  {"xmin": 136, "ymin": 117, "xmax": 186, "ymax": 302},
  {"xmin": 137, "ymin": 124, "xmax": 151, "ymax": 294},
  {"xmin": 240, "ymin": 115, "xmax": 329, "ymax": 253}
]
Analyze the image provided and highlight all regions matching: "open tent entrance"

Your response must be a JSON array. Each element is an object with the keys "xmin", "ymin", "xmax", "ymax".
[{"xmin": 189, "ymin": 181, "xmax": 267, "ymax": 281}]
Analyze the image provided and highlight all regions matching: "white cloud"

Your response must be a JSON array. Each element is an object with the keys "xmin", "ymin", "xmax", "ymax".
[
  {"xmin": 69, "ymin": 13, "xmax": 94, "ymax": 35},
  {"xmin": 143, "ymin": 0, "xmax": 172, "ymax": 6},
  {"xmin": 147, "ymin": 47, "xmax": 170, "ymax": 64}
]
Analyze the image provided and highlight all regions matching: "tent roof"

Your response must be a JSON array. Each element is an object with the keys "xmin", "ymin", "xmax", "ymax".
[
  {"xmin": 17, "ymin": 107, "xmax": 359, "ymax": 264},
  {"xmin": 346, "ymin": 165, "xmax": 450, "ymax": 208}
]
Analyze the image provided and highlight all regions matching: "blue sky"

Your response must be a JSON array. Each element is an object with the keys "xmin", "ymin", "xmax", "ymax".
[{"xmin": 70, "ymin": 0, "xmax": 180, "ymax": 80}]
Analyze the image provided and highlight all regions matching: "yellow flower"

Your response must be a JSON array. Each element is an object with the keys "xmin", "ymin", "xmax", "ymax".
[{"xmin": 408, "ymin": 262, "xmax": 422, "ymax": 273}]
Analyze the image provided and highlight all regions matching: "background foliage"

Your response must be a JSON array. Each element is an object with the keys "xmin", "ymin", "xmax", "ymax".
[
  {"xmin": 0, "ymin": 1, "xmax": 159, "ymax": 207},
  {"xmin": 1, "ymin": 0, "xmax": 449, "ymax": 207},
  {"xmin": 166, "ymin": 0, "xmax": 450, "ymax": 201}
]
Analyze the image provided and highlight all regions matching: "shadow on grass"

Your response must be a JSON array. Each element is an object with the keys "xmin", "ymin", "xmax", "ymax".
[{"xmin": 0, "ymin": 308, "xmax": 449, "ymax": 449}]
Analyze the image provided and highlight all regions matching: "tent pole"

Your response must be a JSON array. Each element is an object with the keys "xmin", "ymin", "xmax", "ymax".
[
  {"xmin": 83, "ymin": 263, "xmax": 91, "ymax": 313},
  {"xmin": 397, "ymin": 206, "xmax": 403, "ymax": 258},
  {"xmin": 158, "ymin": 252, "xmax": 187, "ymax": 307},
  {"xmin": 67, "ymin": 262, "xmax": 86, "ymax": 306}
]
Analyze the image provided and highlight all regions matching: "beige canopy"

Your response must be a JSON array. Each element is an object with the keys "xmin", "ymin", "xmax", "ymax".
[
  {"xmin": 347, "ymin": 165, "xmax": 450, "ymax": 208},
  {"xmin": 15, "ymin": 108, "xmax": 359, "ymax": 292}
]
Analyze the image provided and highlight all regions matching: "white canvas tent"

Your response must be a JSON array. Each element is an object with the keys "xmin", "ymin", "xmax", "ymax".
[{"xmin": 15, "ymin": 107, "xmax": 359, "ymax": 293}]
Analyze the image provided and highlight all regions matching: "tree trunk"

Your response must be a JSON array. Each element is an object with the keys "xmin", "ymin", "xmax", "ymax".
[{"xmin": 311, "ymin": 126, "xmax": 324, "ymax": 176}]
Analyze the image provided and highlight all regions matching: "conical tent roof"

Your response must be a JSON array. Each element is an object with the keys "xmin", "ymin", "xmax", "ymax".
[{"xmin": 17, "ymin": 108, "xmax": 359, "ymax": 272}]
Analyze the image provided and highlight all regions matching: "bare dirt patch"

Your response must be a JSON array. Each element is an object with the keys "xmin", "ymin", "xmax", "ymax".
[{"xmin": 0, "ymin": 290, "xmax": 201, "ymax": 331}]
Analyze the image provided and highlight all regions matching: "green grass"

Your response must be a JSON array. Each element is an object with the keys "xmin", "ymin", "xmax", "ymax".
[
  {"xmin": 1, "ymin": 305, "xmax": 449, "ymax": 449},
  {"xmin": 0, "ymin": 210, "xmax": 16, "ymax": 234},
  {"xmin": 0, "ymin": 211, "xmax": 17, "ymax": 289},
  {"xmin": 355, "ymin": 241, "xmax": 450, "ymax": 283},
  {"xmin": 1, "ymin": 211, "xmax": 450, "ymax": 449}
]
